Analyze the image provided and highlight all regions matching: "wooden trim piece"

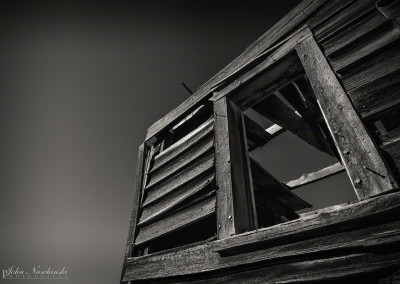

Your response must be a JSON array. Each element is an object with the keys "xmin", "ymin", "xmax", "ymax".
[
  {"xmin": 146, "ymin": 135, "xmax": 214, "ymax": 189},
  {"xmin": 252, "ymin": 94, "xmax": 334, "ymax": 156},
  {"xmin": 120, "ymin": 144, "xmax": 146, "ymax": 281},
  {"xmin": 214, "ymin": 97, "xmax": 257, "ymax": 239},
  {"xmin": 250, "ymin": 157, "xmax": 311, "ymax": 211},
  {"xmin": 139, "ymin": 172, "xmax": 215, "ymax": 226},
  {"xmin": 193, "ymin": 253, "xmax": 400, "ymax": 283},
  {"xmin": 143, "ymin": 152, "xmax": 214, "ymax": 207},
  {"xmin": 296, "ymin": 33, "xmax": 398, "ymax": 199},
  {"xmin": 144, "ymin": 0, "xmax": 330, "ymax": 142},
  {"xmin": 243, "ymin": 115, "xmax": 273, "ymax": 151},
  {"xmin": 151, "ymin": 118, "xmax": 214, "ymax": 173},
  {"xmin": 135, "ymin": 196, "xmax": 216, "ymax": 246},
  {"xmin": 377, "ymin": 0, "xmax": 400, "ymax": 28},
  {"xmin": 285, "ymin": 162, "xmax": 346, "ymax": 189},
  {"xmin": 123, "ymin": 191, "xmax": 400, "ymax": 281}
]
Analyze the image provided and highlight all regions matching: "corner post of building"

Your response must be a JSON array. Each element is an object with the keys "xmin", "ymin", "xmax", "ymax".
[
  {"xmin": 120, "ymin": 143, "xmax": 147, "ymax": 283},
  {"xmin": 213, "ymin": 96, "xmax": 258, "ymax": 239},
  {"xmin": 296, "ymin": 31, "xmax": 399, "ymax": 200}
]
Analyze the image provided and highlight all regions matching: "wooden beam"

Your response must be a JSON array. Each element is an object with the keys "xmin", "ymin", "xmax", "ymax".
[
  {"xmin": 214, "ymin": 97, "xmax": 257, "ymax": 239},
  {"xmin": 285, "ymin": 162, "xmax": 346, "ymax": 189},
  {"xmin": 123, "ymin": 191, "xmax": 400, "ymax": 281},
  {"xmin": 243, "ymin": 115, "xmax": 273, "ymax": 151},
  {"xmin": 252, "ymin": 94, "xmax": 334, "ymax": 155},
  {"xmin": 120, "ymin": 144, "xmax": 146, "ymax": 282},
  {"xmin": 135, "ymin": 196, "xmax": 216, "ymax": 246},
  {"xmin": 296, "ymin": 33, "xmax": 399, "ymax": 199},
  {"xmin": 192, "ymin": 253, "xmax": 400, "ymax": 283}
]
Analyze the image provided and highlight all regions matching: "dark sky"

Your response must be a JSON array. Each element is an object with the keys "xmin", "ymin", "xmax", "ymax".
[{"xmin": 0, "ymin": 1, "xmax": 356, "ymax": 283}]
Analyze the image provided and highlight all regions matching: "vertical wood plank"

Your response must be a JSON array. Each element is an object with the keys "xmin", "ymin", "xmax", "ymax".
[
  {"xmin": 296, "ymin": 34, "xmax": 398, "ymax": 200},
  {"xmin": 120, "ymin": 143, "xmax": 146, "ymax": 283},
  {"xmin": 214, "ymin": 97, "xmax": 257, "ymax": 239}
]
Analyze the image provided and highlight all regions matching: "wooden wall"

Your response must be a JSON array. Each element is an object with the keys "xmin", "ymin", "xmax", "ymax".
[
  {"xmin": 311, "ymin": 0, "xmax": 400, "ymax": 174},
  {"xmin": 122, "ymin": 0, "xmax": 400, "ymax": 282}
]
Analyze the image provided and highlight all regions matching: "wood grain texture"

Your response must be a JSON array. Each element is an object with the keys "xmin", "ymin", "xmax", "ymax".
[
  {"xmin": 331, "ymin": 24, "xmax": 400, "ymax": 74},
  {"xmin": 143, "ymin": 152, "xmax": 214, "ymax": 207},
  {"xmin": 120, "ymin": 144, "xmax": 146, "ymax": 281},
  {"xmin": 296, "ymin": 34, "xmax": 398, "ymax": 199},
  {"xmin": 123, "ymin": 191, "xmax": 400, "ymax": 281},
  {"xmin": 347, "ymin": 69, "xmax": 400, "ymax": 118},
  {"xmin": 145, "ymin": 0, "xmax": 330, "ymax": 141},
  {"xmin": 244, "ymin": 115, "xmax": 273, "ymax": 151},
  {"xmin": 250, "ymin": 157, "xmax": 311, "ymax": 211},
  {"xmin": 139, "ymin": 172, "xmax": 215, "ymax": 226},
  {"xmin": 135, "ymin": 196, "xmax": 216, "ymax": 246},
  {"xmin": 285, "ymin": 162, "xmax": 346, "ymax": 189},
  {"xmin": 313, "ymin": 0, "xmax": 377, "ymax": 41},
  {"xmin": 189, "ymin": 253, "xmax": 400, "ymax": 283},
  {"xmin": 146, "ymin": 135, "xmax": 214, "ymax": 189},
  {"xmin": 307, "ymin": 0, "xmax": 355, "ymax": 30},
  {"xmin": 322, "ymin": 10, "xmax": 388, "ymax": 57},
  {"xmin": 214, "ymin": 97, "xmax": 257, "ymax": 239},
  {"xmin": 151, "ymin": 118, "xmax": 214, "ymax": 173},
  {"xmin": 341, "ymin": 38, "xmax": 400, "ymax": 91}
]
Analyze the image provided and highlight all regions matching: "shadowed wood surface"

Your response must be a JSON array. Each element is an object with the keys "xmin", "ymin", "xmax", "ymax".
[
  {"xmin": 143, "ymin": 152, "xmax": 214, "ymax": 207},
  {"xmin": 151, "ymin": 118, "xmax": 214, "ymax": 173},
  {"xmin": 123, "ymin": 192, "xmax": 400, "ymax": 282},
  {"xmin": 139, "ymin": 172, "xmax": 215, "ymax": 226},
  {"xmin": 135, "ymin": 196, "xmax": 216, "ymax": 246},
  {"xmin": 146, "ymin": 135, "xmax": 214, "ymax": 189},
  {"xmin": 214, "ymin": 97, "xmax": 257, "ymax": 239}
]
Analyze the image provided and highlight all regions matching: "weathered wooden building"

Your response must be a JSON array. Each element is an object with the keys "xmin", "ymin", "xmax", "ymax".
[{"xmin": 121, "ymin": 0, "xmax": 400, "ymax": 282}]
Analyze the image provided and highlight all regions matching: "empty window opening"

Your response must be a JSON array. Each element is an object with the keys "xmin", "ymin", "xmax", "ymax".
[{"xmin": 241, "ymin": 71, "xmax": 356, "ymax": 229}]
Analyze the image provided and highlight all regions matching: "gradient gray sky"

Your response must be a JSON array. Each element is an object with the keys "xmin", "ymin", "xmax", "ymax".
[{"xmin": 0, "ymin": 1, "xmax": 356, "ymax": 283}]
